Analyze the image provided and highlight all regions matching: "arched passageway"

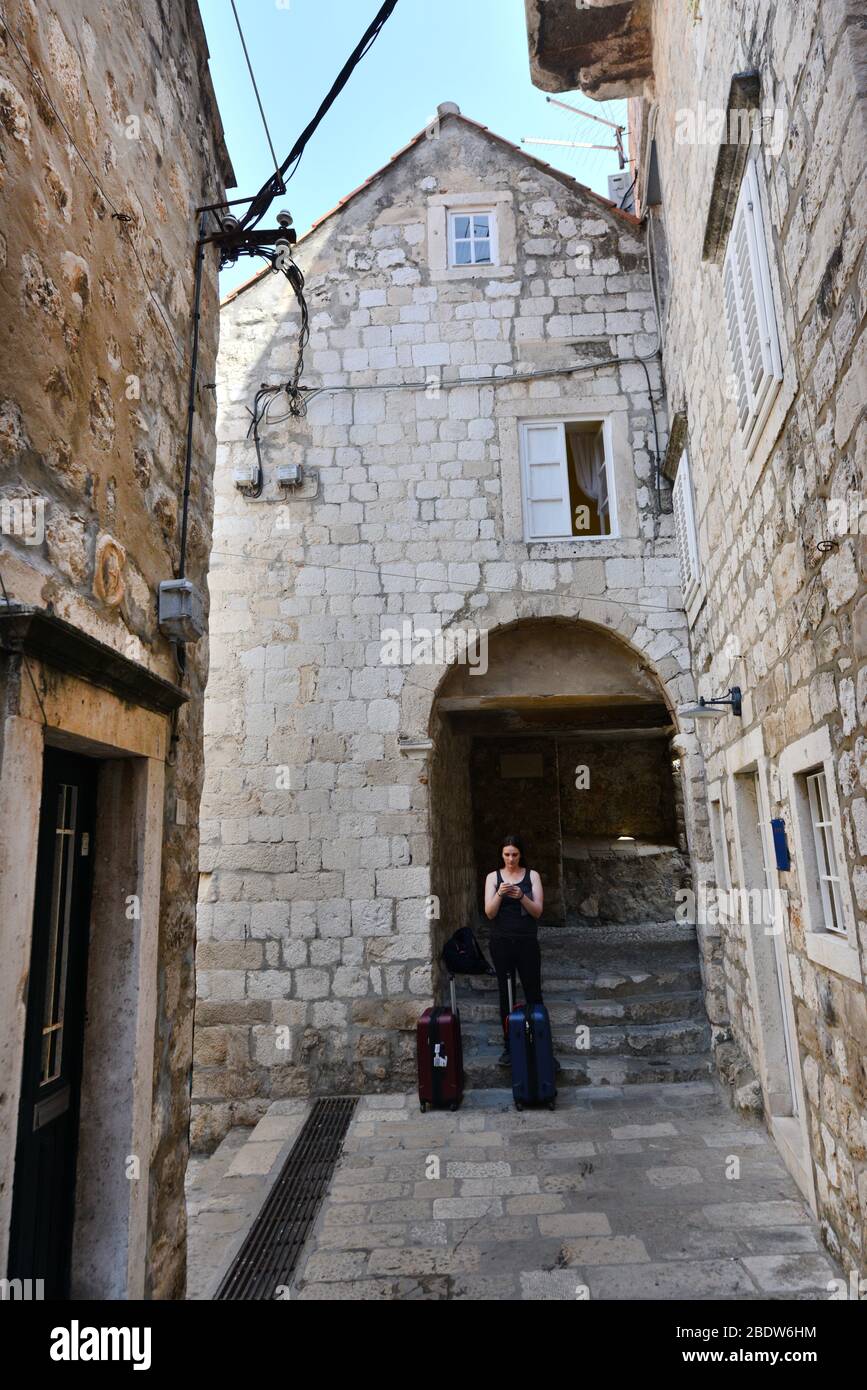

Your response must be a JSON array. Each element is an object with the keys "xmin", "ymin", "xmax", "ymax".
[{"xmin": 427, "ymin": 617, "xmax": 712, "ymax": 1089}]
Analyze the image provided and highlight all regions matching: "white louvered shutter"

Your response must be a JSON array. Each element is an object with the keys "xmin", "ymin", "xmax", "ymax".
[
  {"xmin": 672, "ymin": 450, "xmax": 700, "ymax": 602},
  {"xmin": 723, "ymin": 161, "xmax": 783, "ymax": 453},
  {"xmin": 523, "ymin": 423, "xmax": 570, "ymax": 538}
]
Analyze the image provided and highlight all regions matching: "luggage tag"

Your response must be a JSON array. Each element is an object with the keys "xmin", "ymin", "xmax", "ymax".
[{"xmin": 433, "ymin": 1043, "xmax": 448, "ymax": 1067}]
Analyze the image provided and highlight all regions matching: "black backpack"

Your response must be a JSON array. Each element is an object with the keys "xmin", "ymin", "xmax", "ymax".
[{"xmin": 442, "ymin": 927, "xmax": 494, "ymax": 976}]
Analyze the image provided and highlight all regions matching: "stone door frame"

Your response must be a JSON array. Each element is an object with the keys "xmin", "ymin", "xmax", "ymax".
[
  {"xmin": 725, "ymin": 725, "xmax": 815, "ymax": 1213},
  {"xmin": 0, "ymin": 657, "xmax": 168, "ymax": 1297}
]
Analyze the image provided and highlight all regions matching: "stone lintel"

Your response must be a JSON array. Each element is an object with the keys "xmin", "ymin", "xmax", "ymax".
[
  {"xmin": 0, "ymin": 605, "xmax": 187, "ymax": 714},
  {"xmin": 701, "ymin": 72, "xmax": 763, "ymax": 263},
  {"xmin": 662, "ymin": 409, "xmax": 689, "ymax": 482}
]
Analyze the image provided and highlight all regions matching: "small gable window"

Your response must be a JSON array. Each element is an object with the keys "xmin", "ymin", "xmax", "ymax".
[{"xmin": 449, "ymin": 210, "xmax": 497, "ymax": 266}]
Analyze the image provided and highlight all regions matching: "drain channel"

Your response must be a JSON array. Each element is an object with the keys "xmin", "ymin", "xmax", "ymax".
[{"xmin": 214, "ymin": 1096, "xmax": 358, "ymax": 1300}]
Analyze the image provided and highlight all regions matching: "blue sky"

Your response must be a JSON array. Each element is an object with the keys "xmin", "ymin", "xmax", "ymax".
[{"xmin": 199, "ymin": 0, "xmax": 628, "ymax": 293}]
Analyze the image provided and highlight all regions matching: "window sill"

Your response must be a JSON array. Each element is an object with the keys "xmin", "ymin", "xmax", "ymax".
[
  {"xmin": 431, "ymin": 264, "xmax": 514, "ymax": 282},
  {"xmin": 805, "ymin": 930, "xmax": 862, "ymax": 983},
  {"xmin": 525, "ymin": 534, "xmax": 620, "ymax": 546}
]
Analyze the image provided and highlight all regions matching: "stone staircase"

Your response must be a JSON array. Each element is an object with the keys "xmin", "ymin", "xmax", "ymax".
[{"xmin": 454, "ymin": 920, "xmax": 713, "ymax": 1089}]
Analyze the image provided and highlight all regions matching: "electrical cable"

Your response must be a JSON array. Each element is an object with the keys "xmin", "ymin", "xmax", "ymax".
[
  {"xmin": 618, "ymin": 174, "xmax": 637, "ymax": 209},
  {"xmin": 235, "ymin": 343, "xmax": 667, "ymax": 528},
  {"xmin": 205, "ymin": 546, "xmax": 683, "ymax": 614},
  {"xmin": 230, "ymin": 0, "xmax": 283, "ymax": 189},
  {"xmin": 0, "ymin": 9, "xmax": 184, "ymax": 360},
  {"xmin": 237, "ymin": 0, "xmax": 399, "ymax": 232},
  {"xmin": 244, "ymin": 346, "xmax": 656, "ymax": 403}
]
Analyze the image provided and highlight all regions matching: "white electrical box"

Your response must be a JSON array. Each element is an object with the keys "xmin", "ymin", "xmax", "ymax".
[
  {"xmin": 158, "ymin": 578, "xmax": 205, "ymax": 642},
  {"xmin": 233, "ymin": 463, "xmax": 260, "ymax": 488},
  {"xmin": 608, "ymin": 171, "xmax": 635, "ymax": 212},
  {"xmin": 277, "ymin": 462, "xmax": 303, "ymax": 487}
]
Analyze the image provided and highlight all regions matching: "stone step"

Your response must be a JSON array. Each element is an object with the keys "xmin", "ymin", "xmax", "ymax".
[
  {"xmin": 456, "ymin": 959, "xmax": 703, "ymax": 999},
  {"xmin": 539, "ymin": 920, "xmax": 699, "ymax": 948},
  {"xmin": 573, "ymin": 992, "xmax": 707, "ymax": 1025},
  {"xmin": 455, "ymin": 990, "xmax": 706, "ymax": 1027},
  {"xmin": 462, "ymin": 1048, "xmax": 713, "ymax": 1090},
  {"xmin": 460, "ymin": 1017, "xmax": 712, "ymax": 1058}
]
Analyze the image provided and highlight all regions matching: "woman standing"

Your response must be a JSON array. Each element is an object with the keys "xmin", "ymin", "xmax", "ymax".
[{"xmin": 484, "ymin": 835, "xmax": 555, "ymax": 1068}]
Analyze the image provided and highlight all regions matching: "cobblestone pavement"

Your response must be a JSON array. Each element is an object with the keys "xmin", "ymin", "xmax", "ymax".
[{"xmin": 186, "ymin": 1081, "xmax": 841, "ymax": 1301}]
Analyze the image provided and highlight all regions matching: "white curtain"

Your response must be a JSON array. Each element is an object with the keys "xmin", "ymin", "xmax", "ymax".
[{"xmin": 569, "ymin": 430, "xmax": 605, "ymax": 501}]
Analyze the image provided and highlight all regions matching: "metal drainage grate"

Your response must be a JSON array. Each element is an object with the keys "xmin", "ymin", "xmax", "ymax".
[{"xmin": 215, "ymin": 1096, "xmax": 358, "ymax": 1300}]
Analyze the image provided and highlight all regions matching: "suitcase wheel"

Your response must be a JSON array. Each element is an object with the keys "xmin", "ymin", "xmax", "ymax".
[
  {"xmin": 515, "ymin": 1101, "xmax": 523, "ymax": 1112},
  {"xmin": 420, "ymin": 1100, "xmax": 427, "ymax": 1113},
  {"xmin": 547, "ymin": 1100, "xmax": 556, "ymax": 1111},
  {"xmin": 449, "ymin": 1101, "xmax": 459, "ymax": 1112}
]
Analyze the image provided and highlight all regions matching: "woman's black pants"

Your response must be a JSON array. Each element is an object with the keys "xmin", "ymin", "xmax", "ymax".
[{"xmin": 490, "ymin": 931, "xmax": 543, "ymax": 1042}]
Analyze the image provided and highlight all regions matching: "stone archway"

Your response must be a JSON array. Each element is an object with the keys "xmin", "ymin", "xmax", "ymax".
[{"xmin": 416, "ymin": 614, "xmax": 716, "ymax": 1090}]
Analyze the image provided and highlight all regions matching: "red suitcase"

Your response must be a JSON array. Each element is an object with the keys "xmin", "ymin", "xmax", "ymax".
[{"xmin": 417, "ymin": 975, "xmax": 463, "ymax": 1112}]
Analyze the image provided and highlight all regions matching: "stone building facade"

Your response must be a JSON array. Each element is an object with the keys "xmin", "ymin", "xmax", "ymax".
[
  {"xmin": 193, "ymin": 105, "xmax": 724, "ymax": 1149},
  {"xmin": 525, "ymin": 0, "xmax": 866, "ymax": 1279},
  {"xmin": 0, "ymin": 2, "xmax": 232, "ymax": 1297}
]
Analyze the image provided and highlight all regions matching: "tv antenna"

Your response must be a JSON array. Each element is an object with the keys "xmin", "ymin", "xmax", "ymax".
[{"xmin": 522, "ymin": 95, "xmax": 626, "ymax": 169}]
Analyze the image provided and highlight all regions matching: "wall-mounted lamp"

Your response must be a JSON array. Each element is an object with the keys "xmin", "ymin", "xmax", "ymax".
[{"xmin": 677, "ymin": 686, "xmax": 743, "ymax": 719}]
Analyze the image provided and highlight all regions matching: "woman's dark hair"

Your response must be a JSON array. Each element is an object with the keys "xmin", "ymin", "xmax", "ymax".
[{"xmin": 500, "ymin": 834, "xmax": 525, "ymax": 866}]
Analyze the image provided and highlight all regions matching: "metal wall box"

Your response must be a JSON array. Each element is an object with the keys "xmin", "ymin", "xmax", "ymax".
[
  {"xmin": 277, "ymin": 463, "xmax": 303, "ymax": 487},
  {"xmin": 158, "ymin": 578, "xmax": 205, "ymax": 642},
  {"xmin": 233, "ymin": 463, "xmax": 260, "ymax": 488}
]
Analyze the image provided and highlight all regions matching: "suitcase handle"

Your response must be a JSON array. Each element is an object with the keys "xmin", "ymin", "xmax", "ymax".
[
  {"xmin": 506, "ymin": 972, "xmax": 519, "ymax": 1013},
  {"xmin": 448, "ymin": 974, "xmax": 457, "ymax": 1015}
]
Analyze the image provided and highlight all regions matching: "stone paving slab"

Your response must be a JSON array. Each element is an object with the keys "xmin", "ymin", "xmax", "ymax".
[
  {"xmin": 184, "ymin": 1081, "xmax": 843, "ymax": 1301},
  {"xmin": 284, "ymin": 1082, "xmax": 841, "ymax": 1302}
]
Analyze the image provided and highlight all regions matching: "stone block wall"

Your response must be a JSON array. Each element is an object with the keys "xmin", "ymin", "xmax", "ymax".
[
  {"xmin": 644, "ymin": 0, "xmax": 867, "ymax": 1275},
  {"xmin": 557, "ymin": 735, "xmax": 677, "ymax": 840}
]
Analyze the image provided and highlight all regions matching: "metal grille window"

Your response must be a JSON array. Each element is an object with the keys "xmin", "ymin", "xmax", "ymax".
[
  {"xmin": 722, "ymin": 160, "xmax": 783, "ymax": 457},
  {"xmin": 805, "ymin": 770, "xmax": 846, "ymax": 935},
  {"xmin": 449, "ymin": 210, "xmax": 496, "ymax": 266}
]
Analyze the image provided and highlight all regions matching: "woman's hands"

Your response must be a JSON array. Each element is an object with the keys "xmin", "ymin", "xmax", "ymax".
[{"xmin": 485, "ymin": 871, "xmax": 510, "ymax": 918}]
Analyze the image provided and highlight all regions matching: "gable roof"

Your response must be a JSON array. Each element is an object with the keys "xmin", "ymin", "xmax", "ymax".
[{"xmin": 223, "ymin": 105, "xmax": 639, "ymax": 306}]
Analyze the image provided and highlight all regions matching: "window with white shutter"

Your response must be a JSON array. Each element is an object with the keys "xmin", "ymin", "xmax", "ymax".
[
  {"xmin": 722, "ymin": 160, "xmax": 783, "ymax": 456},
  {"xmin": 522, "ymin": 423, "xmax": 571, "ymax": 538},
  {"xmin": 672, "ymin": 448, "xmax": 700, "ymax": 604},
  {"xmin": 520, "ymin": 419, "xmax": 616, "ymax": 541}
]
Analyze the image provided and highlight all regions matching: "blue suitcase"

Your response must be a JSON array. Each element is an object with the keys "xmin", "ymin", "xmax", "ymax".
[{"xmin": 507, "ymin": 976, "xmax": 556, "ymax": 1110}]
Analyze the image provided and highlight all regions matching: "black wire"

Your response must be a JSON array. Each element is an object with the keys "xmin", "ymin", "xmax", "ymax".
[
  {"xmin": 230, "ymin": 0, "xmax": 283, "ymax": 188},
  {"xmin": 239, "ymin": 0, "xmax": 399, "ymax": 231},
  {"xmin": 637, "ymin": 356, "xmax": 663, "ymax": 514},
  {"xmin": 618, "ymin": 174, "xmax": 637, "ymax": 209}
]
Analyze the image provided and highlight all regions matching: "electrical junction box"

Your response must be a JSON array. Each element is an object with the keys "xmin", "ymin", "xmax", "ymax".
[
  {"xmin": 277, "ymin": 462, "xmax": 303, "ymax": 487},
  {"xmin": 158, "ymin": 578, "xmax": 205, "ymax": 642},
  {"xmin": 232, "ymin": 463, "xmax": 259, "ymax": 488},
  {"xmin": 608, "ymin": 170, "xmax": 635, "ymax": 213}
]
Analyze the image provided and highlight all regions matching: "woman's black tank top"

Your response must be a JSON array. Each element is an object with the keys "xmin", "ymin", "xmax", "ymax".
[{"xmin": 493, "ymin": 868, "xmax": 536, "ymax": 936}]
